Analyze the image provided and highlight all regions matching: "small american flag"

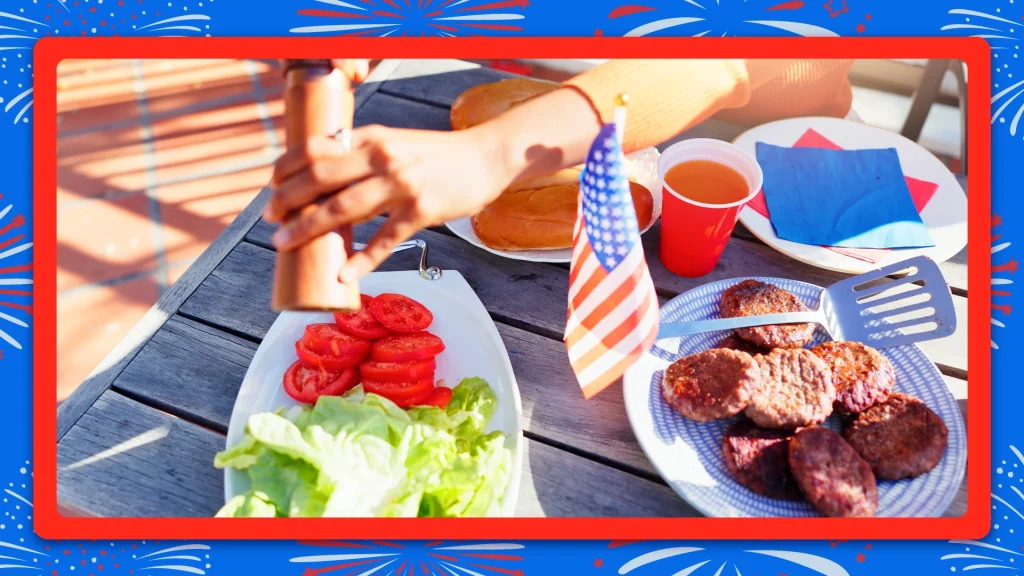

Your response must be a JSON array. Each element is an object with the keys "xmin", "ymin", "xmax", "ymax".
[{"xmin": 565, "ymin": 122, "xmax": 660, "ymax": 399}]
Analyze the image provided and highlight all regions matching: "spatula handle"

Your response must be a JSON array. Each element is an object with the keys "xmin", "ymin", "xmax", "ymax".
[{"xmin": 657, "ymin": 312, "xmax": 821, "ymax": 340}]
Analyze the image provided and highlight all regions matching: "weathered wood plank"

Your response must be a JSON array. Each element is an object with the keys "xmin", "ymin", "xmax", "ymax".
[
  {"xmin": 247, "ymin": 217, "xmax": 968, "ymax": 375},
  {"xmin": 56, "ymin": 186, "xmax": 273, "ymax": 442},
  {"xmin": 56, "ymin": 389, "xmax": 693, "ymax": 518},
  {"xmin": 499, "ymin": 323, "xmax": 656, "ymax": 475},
  {"xmin": 112, "ymin": 315, "xmax": 259, "ymax": 432},
  {"xmin": 57, "ymin": 391, "xmax": 226, "ymax": 518},
  {"xmin": 379, "ymin": 59, "xmax": 513, "ymax": 109},
  {"xmin": 356, "ymin": 92, "xmax": 452, "ymax": 132},
  {"xmin": 517, "ymin": 439, "xmax": 698, "ymax": 518}
]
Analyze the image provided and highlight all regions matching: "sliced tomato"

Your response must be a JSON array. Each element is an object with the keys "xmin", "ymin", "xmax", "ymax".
[
  {"xmin": 282, "ymin": 360, "xmax": 359, "ymax": 404},
  {"xmin": 295, "ymin": 340, "xmax": 367, "ymax": 371},
  {"xmin": 362, "ymin": 378, "xmax": 435, "ymax": 408},
  {"xmin": 302, "ymin": 323, "xmax": 372, "ymax": 357},
  {"xmin": 370, "ymin": 332, "xmax": 446, "ymax": 363},
  {"xmin": 368, "ymin": 293, "xmax": 433, "ymax": 333},
  {"xmin": 334, "ymin": 295, "xmax": 392, "ymax": 340},
  {"xmin": 420, "ymin": 386, "xmax": 452, "ymax": 408},
  {"xmin": 359, "ymin": 358, "xmax": 436, "ymax": 383}
]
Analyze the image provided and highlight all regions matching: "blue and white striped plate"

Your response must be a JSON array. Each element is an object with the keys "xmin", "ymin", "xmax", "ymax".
[{"xmin": 622, "ymin": 277, "xmax": 966, "ymax": 518}]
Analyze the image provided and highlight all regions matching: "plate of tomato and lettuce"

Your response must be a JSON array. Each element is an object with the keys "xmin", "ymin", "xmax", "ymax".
[{"xmin": 215, "ymin": 270, "xmax": 523, "ymax": 518}]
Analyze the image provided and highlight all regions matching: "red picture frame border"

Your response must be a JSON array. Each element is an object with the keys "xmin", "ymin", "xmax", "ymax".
[{"xmin": 34, "ymin": 36, "xmax": 992, "ymax": 540}]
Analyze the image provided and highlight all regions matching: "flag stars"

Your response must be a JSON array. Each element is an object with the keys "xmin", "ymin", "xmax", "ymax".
[
  {"xmin": 615, "ymin": 232, "xmax": 626, "ymax": 243},
  {"xmin": 617, "ymin": 245, "xmax": 628, "ymax": 256},
  {"xmin": 603, "ymin": 244, "xmax": 615, "ymax": 255},
  {"xmin": 596, "ymin": 179, "xmax": 606, "ymax": 189},
  {"xmin": 604, "ymin": 137, "xmax": 615, "ymax": 149},
  {"xmin": 594, "ymin": 150, "xmax": 604, "ymax": 161}
]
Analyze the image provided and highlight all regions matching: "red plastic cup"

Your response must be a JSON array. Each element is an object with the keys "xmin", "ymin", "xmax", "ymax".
[{"xmin": 658, "ymin": 139, "xmax": 764, "ymax": 278}]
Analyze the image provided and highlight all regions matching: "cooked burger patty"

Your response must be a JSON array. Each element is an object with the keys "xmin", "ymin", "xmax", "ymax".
[
  {"xmin": 744, "ymin": 348, "xmax": 836, "ymax": 429},
  {"xmin": 810, "ymin": 341, "xmax": 894, "ymax": 414},
  {"xmin": 788, "ymin": 427, "xmax": 878, "ymax": 517},
  {"xmin": 716, "ymin": 333, "xmax": 772, "ymax": 357},
  {"xmin": 722, "ymin": 419, "xmax": 801, "ymax": 500},
  {"xmin": 720, "ymin": 279, "xmax": 816, "ymax": 349},
  {"xmin": 843, "ymin": 393, "xmax": 948, "ymax": 480},
  {"xmin": 661, "ymin": 349, "xmax": 762, "ymax": 422}
]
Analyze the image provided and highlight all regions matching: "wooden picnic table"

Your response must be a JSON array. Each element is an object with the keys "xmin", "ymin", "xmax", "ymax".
[{"xmin": 56, "ymin": 59, "xmax": 970, "ymax": 519}]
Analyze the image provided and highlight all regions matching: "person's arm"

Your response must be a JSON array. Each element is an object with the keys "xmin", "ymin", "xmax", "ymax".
[{"xmin": 265, "ymin": 59, "xmax": 850, "ymax": 281}]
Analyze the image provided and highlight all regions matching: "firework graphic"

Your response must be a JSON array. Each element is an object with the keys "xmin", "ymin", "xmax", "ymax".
[
  {"xmin": 288, "ymin": 0, "xmax": 529, "ymax": 38},
  {"xmin": 0, "ymin": 7, "xmax": 41, "ymax": 126},
  {"xmin": 0, "ymin": 460, "xmax": 39, "ymax": 571},
  {"xmin": 940, "ymin": 5, "xmax": 1022, "ymax": 137},
  {"xmin": 289, "ymin": 541, "xmax": 525, "ymax": 576},
  {"xmin": 0, "ymin": 460, "xmax": 215, "ymax": 574},
  {"xmin": 0, "ymin": 196, "xmax": 30, "ymax": 357},
  {"xmin": 0, "ymin": 0, "xmax": 214, "ymax": 127},
  {"xmin": 607, "ymin": 542, "xmax": 855, "ymax": 576},
  {"xmin": 992, "ymin": 213, "xmax": 1013, "ymax": 350},
  {"xmin": 599, "ymin": 0, "xmax": 843, "ymax": 38},
  {"xmin": 942, "ymin": 445, "xmax": 1024, "ymax": 573}
]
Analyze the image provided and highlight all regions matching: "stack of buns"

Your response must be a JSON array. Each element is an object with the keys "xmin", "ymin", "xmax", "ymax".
[{"xmin": 450, "ymin": 78, "xmax": 655, "ymax": 252}]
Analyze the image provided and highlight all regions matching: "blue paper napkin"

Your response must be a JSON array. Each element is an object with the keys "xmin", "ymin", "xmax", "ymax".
[{"xmin": 755, "ymin": 142, "xmax": 935, "ymax": 249}]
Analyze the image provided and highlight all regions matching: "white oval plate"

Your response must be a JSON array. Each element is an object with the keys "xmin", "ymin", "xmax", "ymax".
[
  {"xmin": 224, "ymin": 270, "xmax": 524, "ymax": 517},
  {"xmin": 623, "ymin": 277, "xmax": 966, "ymax": 518},
  {"xmin": 445, "ymin": 147, "xmax": 663, "ymax": 263},
  {"xmin": 733, "ymin": 117, "xmax": 967, "ymax": 275}
]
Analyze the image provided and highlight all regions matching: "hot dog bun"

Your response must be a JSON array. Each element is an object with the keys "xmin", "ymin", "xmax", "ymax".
[
  {"xmin": 471, "ymin": 180, "xmax": 654, "ymax": 251},
  {"xmin": 453, "ymin": 78, "xmax": 656, "ymax": 251},
  {"xmin": 450, "ymin": 78, "xmax": 559, "ymax": 131}
]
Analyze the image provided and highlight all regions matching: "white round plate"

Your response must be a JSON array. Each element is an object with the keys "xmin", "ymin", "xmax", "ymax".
[
  {"xmin": 224, "ymin": 270, "xmax": 524, "ymax": 517},
  {"xmin": 733, "ymin": 117, "xmax": 967, "ymax": 275},
  {"xmin": 623, "ymin": 277, "xmax": 966, "ymax": 518},
  {"xmin": 445, "ymin": 147, "xmax": 663, "ymax": 263}
]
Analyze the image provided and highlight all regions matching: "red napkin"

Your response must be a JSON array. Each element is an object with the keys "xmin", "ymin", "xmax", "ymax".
[{"xmin": 746, "ymin": 129, "xmax": 939, "ymax": 264}]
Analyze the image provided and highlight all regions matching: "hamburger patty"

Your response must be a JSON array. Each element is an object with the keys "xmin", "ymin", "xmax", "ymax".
[
  {"xmin": 788, "ymin": 427, "xmax": 878, "ymax": 517},
  {"xmin": 661, "ymin": 349, "xmax": 761, "ymax": 422},
  {"xmin": 720, "ymin": 280, "xmax": 816, "ymax": 349},
  {"xmin": 722, "ymin": 419, "xmax": 801, "ymax": 500},
  {"xmin": 716, "ymin": 333, "xmax": 772, "ymax": 357},
  {"xmin": 744, "ymin": 349, "xmax": 836, "ymax": 429},
  {"xmin": 843, "ymin": 393, "xmax": 948, "ymax": 480},
  {"xmin": 811, "ymin": 341, "xmax": 895, "ymax": 414}
]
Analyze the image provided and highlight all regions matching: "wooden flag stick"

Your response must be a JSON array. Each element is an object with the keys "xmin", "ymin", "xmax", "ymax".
[{"xmin": 613, "ymin": 92, "xmax": 629, "ymax": 144}]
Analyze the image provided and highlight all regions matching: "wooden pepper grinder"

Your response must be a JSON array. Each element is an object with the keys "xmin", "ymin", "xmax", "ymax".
[{"xmin": 271, "ymin": 59, "xmax": 361, "ymax": 312}]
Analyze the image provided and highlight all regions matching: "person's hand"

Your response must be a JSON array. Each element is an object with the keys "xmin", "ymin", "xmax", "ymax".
[
  {"xmin": 278, "ymin": 59, "xmax": 370, "ymax": 83},
  {"xmin": 264, "ymin": 125, "xmax": 512, "ymax": 283},
  {"xmin": 329, "ymin": 59, "xmax": 370, "ymax": 83}
]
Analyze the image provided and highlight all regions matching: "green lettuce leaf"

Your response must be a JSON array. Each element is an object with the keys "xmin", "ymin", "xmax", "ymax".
[
  {"xmin": 215, "ymin": 491, "xmax": 276, "ymax": 517},
  {"xmin": 213, "ymin": 377, "xmax": 511, "ymax": 518}
]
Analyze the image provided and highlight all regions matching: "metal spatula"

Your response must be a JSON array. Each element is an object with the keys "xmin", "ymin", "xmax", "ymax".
[{"xmin": 657, "ymin": 255, "xmax": 956, "ymax": 349}]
